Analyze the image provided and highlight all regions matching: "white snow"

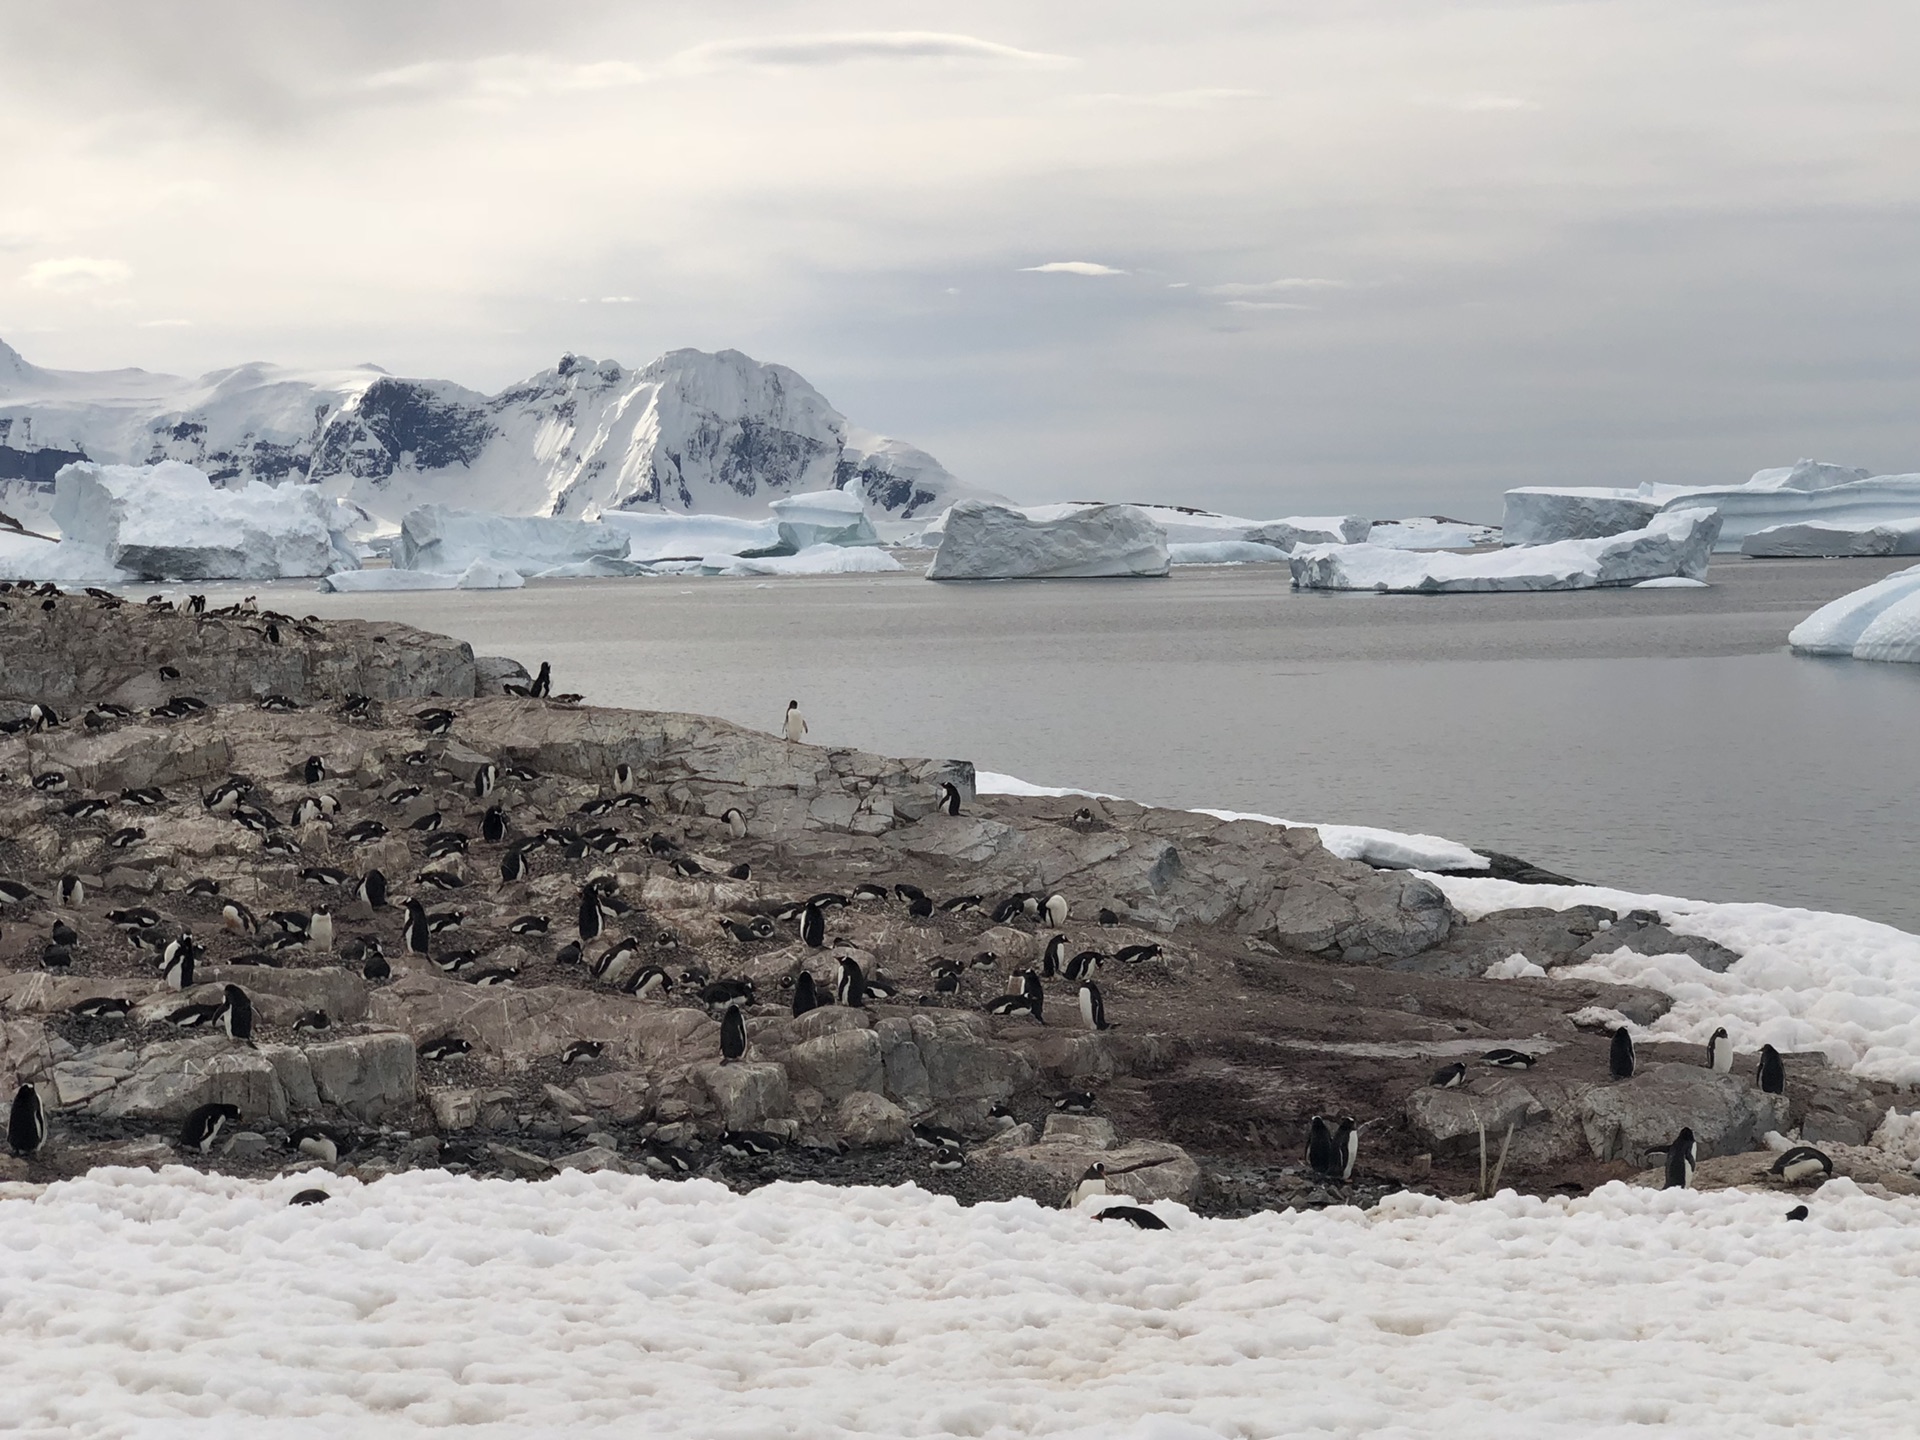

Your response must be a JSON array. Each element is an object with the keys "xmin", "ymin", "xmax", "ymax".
[
  {"xmin": 702, "ymin": 544, "xmax": 904, "ymax": 577},
  {"xmin": 1290, "ymin": 509, "xmax": 1720, "ymax": 592},
  {"xmin": 1633, "ymin": 576, "xmax": 1710, "ymax": 588},
  {"xmin": 1484, "ymin": 952, "xmax": 1549, "ymax": 980},
  {"xmin": 394, "ymin": 505, "xmax": 630, "ymax": 576},
  {"xmin": 928, "ymin": 502, "xmax": 1170, "ymax": 580},
  {"xmin": 1166, "ymin": 540, "xmax": 1293, "ymax": 565},
  {"xmin": 5, "ymin": 1166, "xmax": 1919, "ymax": 1437},
  {"xmin": 1362, "ymin": 517, "xmax": 1503, "ymax": 550},
  {"xmin": 1788, "ymin": 563, "xmax": 1920, "ymax": 663},
  {"xmin": 0, "ymin": 528, "xmax": 128, "ymax": 583}
]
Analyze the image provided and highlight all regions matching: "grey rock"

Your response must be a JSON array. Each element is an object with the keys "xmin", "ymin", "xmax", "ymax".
[
  {"xmin": 1578, "ymin": 1062, "xmax": 1791, "ymax": 1163},
  {"xmin": 836, "ymin": 1091, "xmax": 911, "ymax": 1148},
  {"xmin": 225, "ymin": 1131, "xmax": 271, "ymax": 1160},
  {"xmin": 697, "ymin": 1062, "xmax": 791, "ymax": 1130},
  {"xmin": 1043, "ymin": 1113, "xmax": 1118, "ymax": 1149},
  {"xmin": 782, "ymin": 1028, "xmax": 885, "ymax": 1102},
  {"xmin": 1399, "ymin": 904, "xmax": 1617, "ymax": 978},
  {"xmin": 475, "ymin": 655, "xmax": 533, "ymax": 696},
  {"xmin": 1572, "ymin": 915, "xmax": 1742, "ymax": 974},
  {"xmin": 304, "ymin": 1032, "xmax": 417, "ymax": 1123},
  {"xmin": 91, "ymin": 1036, "xmax": 281, "ymax": 1122},
  {"xmin": 428, "ymin": 1088, "xmax": 479, "ymax": 1131},
  {"xmin": 1405, "ymin": 1077, "xmax": 1594, "ymax": 1169},
  {"xmin": 990, "ymin": 1138, "xmax": 1201, "ymax": 1206},
  {"xmin": 1243, "ymin": 516, "xmax": 1372, "ymax": 550},
  {"xmin": 552, "ymin": 1145, "xmax": 624, "ymax": 1173}
]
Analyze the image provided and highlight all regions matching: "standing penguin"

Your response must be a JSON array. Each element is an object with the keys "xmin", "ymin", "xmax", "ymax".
[
  {"xmin": 792, "ymin": 971, "xmax": 819, "ymax": 1016},
  {"xmin": 359, "ymin": 869, "xmax": 388, "ymax": 909},
  {"xmin": 482, "ymin": 805, "xmax": 507, "ymax": 844},
  {"xmin": 577, "ymin": 883, "xmax": 605, "ymax": 942},
  {"xmin": 1079, "ymin": 981, "xmax": 1114, "ymax": 1032},
  {"xmin": 835, "ymin": 955, "xmax": 866, "ymax": 1008},
  {"xmin": 1066, "ymin": 1163, "xmax": 1108, "ymax": 1208},
  {"xmin": 783, "ymin": 701, "xmax": 807, "ymax": 743},
  {"xmin": 1043, "ymin": 893, "xmax": 1070, "ymax": 927},
  {"xmin": 1663, "ymin": 1127, "xmax": 1697, "ymax": 1190},
  {"xmin": 307, "ymin": 909, "xmax": 333, "ymax": 953},
  {"xmin": 58, "ymin": 874, "xmax": 84, "ymax": 906},
  {"xmin": 530, "ymin": 661, "xmax": 552, "ymax": 699},
  {"xmin": 222, "ymin": 985, "xmax": 254, "ymax": 1042},
  {"xmin": 801, "ymin": 902, "xmax": 825, "ymax": 949},
  {"xmin": 303, "ymin": 755, "xmax": 326, "ymax": 785},
  {"xmin": 1706, "ymin": 1027, "xmax": 1733, "ymax": 1073},
  {"xmin": 402, "ymin": 898, "xmax": 431, "ymax": 956},
  {"xmin": 613, "ymin": 762, "xmax": 636, "ymax": 795},
  {"xmin": 1307, "ymin": 1116, "xmax": 1339, "ymax": 1178},
  {"xmin": 1040, "ymin": 934, "xmax": 1068, "ymax": 979},
  {"xmin": 180, "ymin": 1102, "xmax": 241, "ymax": 1153},
  {"xmin": 1756, "ymin": 1044, "xmax": 1786, "ymax": 1094},
  {"xmin": 937, "ymin": 782, "xmax": 961, "ymax": 817},
  {"xmin": 1610, "ymin": 1027, "xmax": 1636, "ymax": 1080},
  {"xmin": 473, "ymin": 763, "xmax": 497, "ymax": 800},
  {"xmin": 720, "ymin": 1003, "xmax": 747, "ymax": 1063},
  {"xmin": 8, "ymin": 1082, "xmax": 47, "ymax": 1157},
  {"xmin": 722, "ymin": 807, "xmax": 748, "ymax": 839},
  {"xmin": 1334, "ymin": 1117, "xmax": 1359, "ymax": 1181}
]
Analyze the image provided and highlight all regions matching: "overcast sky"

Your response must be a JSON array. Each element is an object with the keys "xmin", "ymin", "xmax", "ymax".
[{"xmin": 3, "ymin": 1, "xmax": 1916, "ymax": 519}]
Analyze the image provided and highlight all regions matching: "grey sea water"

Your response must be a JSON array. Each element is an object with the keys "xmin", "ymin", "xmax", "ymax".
[{"xmin": 294, "ymin": 556, "xmax": 1920, "ymax": 931}]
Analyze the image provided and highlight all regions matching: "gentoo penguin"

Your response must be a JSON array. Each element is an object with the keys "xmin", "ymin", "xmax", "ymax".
[
  {"xmin": 222, "ymin": 985, "xmax": 254, "ymax": 1042},
  {"xmin": 1043, "ymin": 893, "xmax": 1070, "ymax": 927},
  {"xmin": 482, "ymin": 806, "xmax": 507, "ymax": 843},
  {"xmin": 612, "ymin": 762, "xmax": 636, "ymax": 795},
  {"xmin": 500, "ymin": 848, "xmax": 529, "ymax": 883},
  {"xmin": 307, "ymin": 910, "xmax": 333, "ymax": 953},
  {"xmin": 58, "ymin": 874, "xmax": 83, "ymax": 906},
  {"xmin": 1430, "ymin": 1061, "xmax": 1467, "ymax": 1089},
  {"xmin": 41, "ymin": 945, "xmax": 71, "ymax": 971},
  {"xmin": 1756, "ymin": 1044, "xmax": 1786, "ymax": 1095},
  {"xmin": 291, "ymin": 1187, "xmax": 332, "ymax": 1206},
  {"xmin": 162, "ymin": 949, "xmax": 195, "ymax": 991},
  {"xmin": 303, "ymin": 755, "xmax": 326, "ymax": 785},
  {"xmin": 1334, "ymin": 1117, "xmax": 1358, "ymax": 1181},
  {"xmin": 359, "ymin": 869, "xmax": 388, "ymax": 909},
  {"xmin": 290, "ymin": 1125, "xmax": 342, "ymax": 1164},
  {"xmin": 1610, "ymin": 1027, "xmax": 1636, "ymax": 1080},
  {"xmin": 1481, "ymin": 1048, "xmax": 1536, "ymax": 1069},
  {"xmin": 937, "ymin": 781, "xmax": 961, "ymax": 817},
  {"xmin": 577, "ymin": 884, "xmax": 605, "ymax": 942},
  {"xmin": 560, "ymin": 1040, "xmax": 604, "ymax": 1065},
  {"xmin": 417, "ymin": 1036, "xmax": 471, "ymax": 1062},
  {"xmin": 1041, "ymin": 934, "xmax": 1068, "ymax": 978},
  {"xmin": 1066, "ymin": 1163, "xmax": 1108, "ymax": 1208},
  {"xmin": 472, "ymin": 763, "xmax": 497, "ymax": 800},
  {"xmin": 8, "ymin": 1082, "xmax": 47, "ymax": 1157},
  {"xmin": 1770, "ymin": 1146, "xmax": 1833, "ymax": 1185},
  {"xmin": 402, "ymin": 899, "xmax": 431, "ymax": 955},
  {"xmin": 1065, "ymin": 950, "xmax": 1104, "ymax": 982},
  {"xmin": 530, "ymin": 661, "xmax": 552, "ymax": 699},
  {"xmin": 801, "ymin": 903, "xmax": 826, "ymax": 949},
  {"xmin": 293, "ymin": 1010, "xmax": 330, "ymax": 1032},
  {"xmin": 1662, "ymin": 1127, "xmax": 1697, "ymax": 1190},
  {"xmin": 1094, "ymin": 1205, "xmax": 1169, "ymax": 1230},
  {"xmin": 1079, "ymin": 981, "xmax": 1114, "ymax": 1032},
  {"xmin": 720, "ymin": 1003, "xmax": 747, "ymax": 1063},
  {"xmin": 783, "ymin": 701, "xmax": 807, "ymax": 743},
  {"xmin": 180, "ymin": 1102, "xmax": 241, "ymax": 1153},
  {"xmin": 70, "ymin": 997, "xmax": 131, "ymax": 1020},
  {"xmin": 1307, "ymin": 1116, "xmax": 1340, "ymax": 1178},
  {"xmin": 508, "ymin": 914, "xmax": 549, "ymax": 935},
  {"xmin": 722, "ymin": 807, "xmax": 748, "ymax": 839},
  {"xmin": 852, "ymin": 882, "xmax": 888, "ymax": 903},
  {"xmin": 0, "ymin": 878, "xmax": 40, "ymax": 903},
  {"xmin": 1706, "ymin": 1027, "xmax": 1733, "ymax": 1073},
  {"xmin": 792, "ymin": 971, "xmax": 820, "ymax": 1016},
  {"xmin": 985, "ymin": 987, "xmax": 1043, "ymax": 1022}
]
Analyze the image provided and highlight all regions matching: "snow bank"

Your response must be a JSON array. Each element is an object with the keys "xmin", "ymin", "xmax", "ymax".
[
  {"xmin": 770, "ymin": 488, "xmax": 881, "ymax": 549},
  {"xmin": 1291, "ymin": 508, "xmax": 1721, "ymax": 592},
  {"xmin": 41, "ymin": 460, "xmax": 351, "ymax": 580},
  {"xmin": 317, "ymin": 559, "xmax": 524, "ymax": 592},
  {"xmin": 703, "ymin": 544, "xmax": 904, "ymax": 577},
  {"xmin": 395, "ymin": 504, "xmax": 630, "ymax": 576},
  {"xmin": 6, "ymin": 1167, "xmax": 1920, "ymax": 1437},
  {"xmin": 1506, "ymin": 460, "xmax": 1920, "ymax": 552},
  {"xmin": 595, "ymin": 510, "xmax": 782, "ymax": 561},
  {"xmin": 1167, "ymin": 540, "xmax": 1293, "ymax": 566},
  {"xmin": 1788, "ymin": 563, "xmax": 1920, "ymax": 663},
  {"xmin": 1742, "ymin": 519, "xmax": 1920, "ymax": 557},
  {"xmin": 927, "ymin": 501, "xmax": 1170, "ymax": 580}
]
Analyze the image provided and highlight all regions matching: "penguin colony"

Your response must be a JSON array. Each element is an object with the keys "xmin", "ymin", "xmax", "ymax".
[{"xmin": 0, "ymin": 587, "xmax": 1844, "ymax": 1216}]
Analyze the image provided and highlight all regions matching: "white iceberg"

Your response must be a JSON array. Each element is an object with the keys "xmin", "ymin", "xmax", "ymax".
[
  {"xmin": 595, "ymin": 510, "xmax": 782, "ymax": 561},
  {"xmin": 318, "ymin": 558, "xmax": 525, "ymax": 593},
  {"xmin": 1788, "ymin": 563, "xmax": 1920, "ymax": 663},
  {"xmin": 702, "ymin": 544, "xmax": 903, "ymax": 577},
  {"xmin": 926, "ymin": 501, "xmax": 1170, "ymax": 580},
  {"xmin": 1241, "ymin": 516, "xmax": 1372, "ymax": 549},
  {"xmin": 395, "ymin": 504, "xmax": 630, "ymax": 576},
  {"xmin": 769, "ymin": 488, "xmax": 881, "ymax": 550},
  {"xmin": 1741, "ymin": 519, "xmax": 1920, "ymax": 557},
  {"xmin": 39, "ymin": 460, "xmax": 352, "ymax": 581},
  {"xmin": 1362, "ymin": 517, "xmax": 1503, "ymax": 550},
  {"xmin": 1166, "ymin": 540, "xmax": 1293, "ymax": 566},
  {"xmin": 1506, "ymin": 459, "xmax": 1920, "ymax": 552},
  {"xmin": 1290, "ymin": 508, "xmax": 1721, "ymax": 592}
]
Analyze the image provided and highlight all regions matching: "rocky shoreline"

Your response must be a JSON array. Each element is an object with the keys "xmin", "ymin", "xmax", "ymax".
[{"xmin": 0, "ymin": 586, "xmax": 1904, "ymax": 1207}]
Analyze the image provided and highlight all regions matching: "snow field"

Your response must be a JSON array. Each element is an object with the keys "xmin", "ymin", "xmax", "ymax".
[{"xmin": 6, "ymin": 1166, "xmax": 1920, "ymax": 1438}]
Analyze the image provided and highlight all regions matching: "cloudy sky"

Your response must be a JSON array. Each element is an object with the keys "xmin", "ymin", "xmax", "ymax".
[{"xmin": 3, "ymin": 1, "xmax": 1916, "ymax": 519}]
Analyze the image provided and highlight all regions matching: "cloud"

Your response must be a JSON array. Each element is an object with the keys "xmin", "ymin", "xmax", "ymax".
[
  {"xmin": 1417, "ymin": 93, "xmax": 1540, "ymax": 112},
  {"xmin": 21, "ymin": 256, "xmax": 132, "ymax": 293},
  {"xmin": 1204, "ymin": 278, "xmax": 1349, "ymax": 295},
  {"xmin": 1021, "ymin": 261, "xmax": 1128, "ymax": 277},
  {"xmin": 1068, "ymin": 88, "xmax": 1262, "ymax": 109},
  {"xmin": 678, "ymin": 32, "xmax": 1071, "ymax": 71},
  {"xmin": 357, "ymin": 55, "xmax": 651, "ymax": 102}
]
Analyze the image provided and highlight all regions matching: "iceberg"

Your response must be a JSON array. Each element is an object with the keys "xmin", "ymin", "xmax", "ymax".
[
  {"xmin": 394, "ymin": 505, "xmax": 630, "ymax": 576},
  {"xmin": 1740, "ymin": 519, "xmax": 1920, "ymax": 557},
  {"xmin": 926, "ymin": 502, "xmax": 1171, "ymax": 580},
  {"xmin": 702, "ymin": 544, "xmax": 904, "ymax": 577},
  {"xmin": 318, "ymin": 558, "xmax": 526, "ymax": 593},
  {"xmin": 1363, "ymin": 517, "xmax": 1503, "ymax": 550},
  {"xmin": 1502, "ymin": 491, "xmax": 1664, "ymax": 545},
  {"xmin": 1788, "ymin": 563, "xmax": 1920, "ymax": 662},
  {"xmin": 38, "ymin": 461, "xmax": 351, "ymax": 581},
  {"xmin": 595, "ymin": 511, "xmax": 782, "ymax": 562},
  {"xmin": 769, "ymin": 489, "xmax": 881, "ymax": 550},
  {"xmin": 1166, "ymin": 540, "xmax": 1293, "ymax": 565},
  {"xmin": 1240, "ymin": 516, "xmax": 1372, "ymax": 549},
  {"xmin": 1290, "ymin": 508, "xmax": 1721, "ymax": 592}
]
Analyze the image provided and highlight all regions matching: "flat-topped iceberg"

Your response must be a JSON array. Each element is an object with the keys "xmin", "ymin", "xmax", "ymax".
[
  {"xmin": 918, "ymin": 501, "xmax": 1371, "ymax": 554},
  {"xmin": 1741, "ymin": 519, "xmax": 1920, "ymax": 557},
  {"xmin": 1788, "ymin": 563, "xmax": 1920, "ymax": 663},
  {"xmin": 770, "ymin": 489, "xmax": 880, "ymax": 550},
  {"xmin": 702, "ymin": 544, "xmax": 903, "ymax": 577},
  {"xmin": 1506, "ymin": 459, "xmax": 1920, "ymax": 552},
  {"xmin": 927, "ymin": 501, "xmax": 1170, "ymax": 580},
  {"xmin": 319, "ymin": 558, "xmax": 525, "ymax": 592},
  {"xmin": 394, "ymin": 505, "xmax": 630, "ymax": 576},
  {"xmin": 1362, "ymin": 517, "xmax": 1504, "ymax": 550},
  {"xmin": 594, "ymin": 511, "xmax": 781, "ymax": 562},
  {"xmin": 1290, "ymin": 508, "xmax": 1720, "ymax": 592},
  {"xmin": 1167, "ymin": 540, "xmax": 1293, "ymax": 566}
]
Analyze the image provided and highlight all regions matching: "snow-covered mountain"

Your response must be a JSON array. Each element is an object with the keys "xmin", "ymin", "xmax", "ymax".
[{"xmin": 0, "ymin": 339, "xmax": 982, "ymax": 525}]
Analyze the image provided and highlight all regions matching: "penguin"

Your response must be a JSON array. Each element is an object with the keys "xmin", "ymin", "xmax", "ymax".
[
  {"xmin": 1757, "ymin": 1044, "xmax": 1786, "ymax": 1095},
  {"xmin": 362, "ymin": 950, "xmax": 391, "ymax": 981},
  {"xmin": 1043, "ymin": 893, "xmax": 1070, "ymax": 927},
  {"xmin": 1770, "ymin": 1146, "xmax": 1833, "ymax": 1185},
  {"xmin": 402, "ymin": 899, "xmax": 431, "ymax": 955},
  {"xmin": 418, "ymin": 1036, "xmax": 471, "ymax": 1062},
  {"xmin": 1481, "ymin": 1048, "xmax": 1536, "ymax": 1069},
  {"xmin": 291, "ymin": 797, "xmax": 325, "ymax": 826},
  {"xmin": 290, "ymin": 1125, "xmax": 342, "ymax": 1164},
  {"xmin": 985, "ymin": 989, "xmax": 1043, "ymax": 1022},
  {"xmin": 1706, "ymin": 1027, "xmax": 1733, "ymax": 1073},
  {"xmin": 1065, "ymin": 950, "xmax": 1104, "ymax": 982},
  {"xmin": 58, "ymin": 874, "xmax": 83, "ymax": 906},
  {"xmin": 307, "ymin": 910, "xmax": 333, "ymax": 953},
  {"xmin": 1430, "ymin": 1061, "xmax": 1467, "ymax": 1089},
  {"xmin": 835, "ymin": 955, "xmax": 866, "ymax": 1008},
  {"xmin": 1079, "ymin": 981, "xmax": 1114, "ymax": 1032},
  {"xmin": 40, "ymin": 945, "xmax": 72, "ymax": 971},
  {"xmin": 162, "ymin": 949, "xmax": 195, "ymax": 991},
  {"xmin": 612, "ymin": 761, "xmax": 636, "ymax": 794},
  {"xmin": 577, "ymin": 884, "xmax": 605, "ymax": 942},
  {"xmin": 358, "ymin": 869, "xmax": 388, "ymax": 909},
  {"xmin": 1022, "ymin": 968, "xmax": 1045, "ymax": 1007},
  {"xmin": 938, "ymin": 894, "xmax": 981, "ymax": 914},
  {"xmin": 49, "ymin": 920, "xmax": 75, "ymax": 946},
  {"xmin": 1066, "ymin": 1163, "xmax": 1108, "ymax": 1208},
  {"xmin": 1662, "ymin": 1127, "xmax": 1697, "ymax": 1190},
  {"xmin": 720, "ymin": 1003, "xmax": 747, "ymax": 1063},
  {"xmin": 70, "ymin": 997, "xmax": 131, "ymax": 1020},
  {"xmin": 1041, "ymin": 934, "xmax": 1068, "ymax": 978},
  {"xmin": 222, "ymin": 985, "xmax": 254, "ymax": 1042},
  {"xmin": 721, "ymin": 807, "xmax": 747, "ymax": 839},
  {"xmin": 480, "ymin": 806, "xmax": 508, "ymax": 844},
  {"xmin": 1093, "ymin": 1205, "xmax": 1169, "ymax": 1230},
  {"xmin": 624, "ymin": 965, "xmax": 671, "ymax": 999},
  {"xmin": 553, "ymin": 941, "xmax": 583, "ymax": 967},
  {"xmin": 1306, "ymin": 1116, "xmax": 1339, "ymax": 1178},
  {"xmin": 508, "ymin": 914, "xmax": 549, "ymax": 935},
  {"xmin": 726, "ymin": 862, "xmax": 751, "ymax": 880},
  {"xmin": 851, "ymin": 882, "xmax": 889, "ymax": 903},
  {"xmin": 303, "ymin": 755, "xmax": 326, "ymax": 785},
  {"xmin": 180, "ymin": 1102, "xmax": 241, "ymax": 1153},
  {"xmin": 530, "ymin": 661, "xmax": 552, "ymax": 699},
  {"xmin": 500, "ymin": 848, "xmax": 529, "ymax": 883},
  {"xmin": 8, "ymin": 1082, "xmax": 47, "ymax": 1157},
  {"xmin": 1334, "ymin": 1117, "xmax": 1358, "ymax": 1181},
  {"xmin": 1785, "ymin": 1205, "xmax": 1809, "ymax": 1221},
  {"xmin": 293, "ymin": 1010, "xmax": 330, "ymax": 1032},
  {"xmin": 1610, "ymin": 1027, "xmax": 1636, "ymax": 1080},
  {"xmin": 472, "ymin": 763, "xmax": 497, "ymax": 800},
  {"xmin": 792, "ymin": 970, "xmax": 819, "ymax": 1016},
  {"xmin": 801, "ymin": 902, "xmax": 825, "ymax": 949},
  {"xmin": 590, "ymin": 935, "xmax": 640, "ymax": 980},
  {"xmin": 937, "ymin": 781, "xmax": 961, "ymax": 817},
  {"xmin": 783, "ymin": 700, "xmax": 808, "ymax": 743},
  {"xmin": 560, "ymin": 1040, "xmax": 604, "ymax": 1065}
]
